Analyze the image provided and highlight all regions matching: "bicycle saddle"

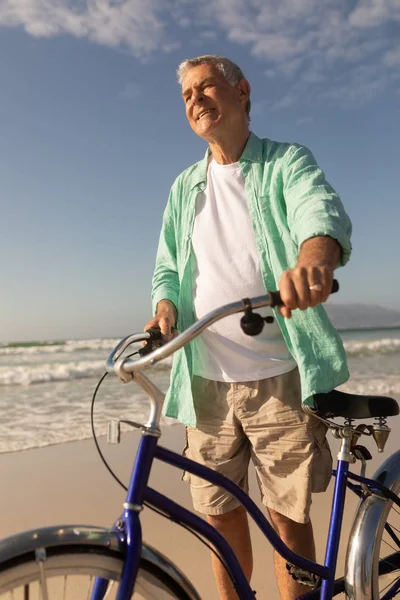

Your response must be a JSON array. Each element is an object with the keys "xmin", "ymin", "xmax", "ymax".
[{"xmin": 313, "ymin": 390, "xmax": 399, "ymax": 419}]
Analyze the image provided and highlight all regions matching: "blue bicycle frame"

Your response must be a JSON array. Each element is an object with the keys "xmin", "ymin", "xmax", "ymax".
[{"xmin": 90, "ymin": 430, "xmax": 400, "ymax": 600}]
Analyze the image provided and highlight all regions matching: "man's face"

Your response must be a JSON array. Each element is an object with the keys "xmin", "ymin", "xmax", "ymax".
[{"xmin": 181, "ymin": 64, "xmax": 248, "ymax": 141}]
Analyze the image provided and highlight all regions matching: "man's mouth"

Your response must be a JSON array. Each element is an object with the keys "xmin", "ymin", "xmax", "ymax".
[{"xmin": 197, "ymin": 109, "xmax": 215, "ymax": 121}]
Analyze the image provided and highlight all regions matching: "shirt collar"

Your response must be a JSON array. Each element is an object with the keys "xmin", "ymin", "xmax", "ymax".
[{"xmin": 188, "ymin": 131, "xmax": 264, "ymax": 191}]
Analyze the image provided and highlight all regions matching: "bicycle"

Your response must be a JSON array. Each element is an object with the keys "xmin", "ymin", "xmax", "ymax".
[{"xmin": 0, "ymin": 286, "xmax": 399, "ymax": 599}]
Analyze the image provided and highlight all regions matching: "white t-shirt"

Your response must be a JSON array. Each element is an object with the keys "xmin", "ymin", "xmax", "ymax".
[{"xmin": 191, "ymin": 158, "xmax": 296, "ymax": 382}]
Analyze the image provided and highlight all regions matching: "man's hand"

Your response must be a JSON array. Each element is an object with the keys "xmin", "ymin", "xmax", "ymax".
[
  {"xmin": 278, "ymin": 236, "xmax": 340, "ymax": 319},
  {"xmin": 144, "ymin": 299, "xmax": 178, "ymax": 343}
]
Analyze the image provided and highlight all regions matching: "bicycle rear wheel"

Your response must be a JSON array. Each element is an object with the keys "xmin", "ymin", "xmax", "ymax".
[
  {"xmin": 0, "ymin": 527, "xmax": 200, "ymax": 600},
  {"xmin": 345, "ymin": 450, "xmax": 400, "ymax": 599}
]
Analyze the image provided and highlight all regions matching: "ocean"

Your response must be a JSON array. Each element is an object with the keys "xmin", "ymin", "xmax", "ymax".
[{"xmin": 1, "ymin": 328, "xmax": 399, "ymax": 454}]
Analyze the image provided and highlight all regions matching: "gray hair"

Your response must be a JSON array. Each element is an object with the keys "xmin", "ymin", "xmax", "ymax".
[{"xmin": 177, "ymin": 55, "xmax": 251, "ymax": 120}]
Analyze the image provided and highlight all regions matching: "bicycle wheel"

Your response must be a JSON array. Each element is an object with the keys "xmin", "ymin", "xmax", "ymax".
[
  {"xmin": 0, "ymin": 527, "xmax": 200, "ymax": 600},
  {"xmin": 345, "ymin": 450, "xmax": 400, "ymax": 599}
]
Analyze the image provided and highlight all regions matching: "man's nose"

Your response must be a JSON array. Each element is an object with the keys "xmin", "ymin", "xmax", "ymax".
[{"xmin": 191, "ymin": 89, "xmax": 204, "ymax": 106}]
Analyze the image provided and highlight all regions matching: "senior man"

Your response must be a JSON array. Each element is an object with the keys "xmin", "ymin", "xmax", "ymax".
[{"xmin": 145, "ymin": 55, "xmax": 352, "ymax": 600}]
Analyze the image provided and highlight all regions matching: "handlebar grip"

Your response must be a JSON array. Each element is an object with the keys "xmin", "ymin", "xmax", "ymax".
[
  {"xmin": 270, "ymin": 279, "xmax": 339, "ymax": 308},
  {"xmin": 145, "ymin": 327, "xmax": 163, "ymax": 341}
]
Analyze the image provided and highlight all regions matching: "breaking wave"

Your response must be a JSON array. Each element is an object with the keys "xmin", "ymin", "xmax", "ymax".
[{"xmin": 344, "ymin": 338, "xmax": 400, "ymax": 356}]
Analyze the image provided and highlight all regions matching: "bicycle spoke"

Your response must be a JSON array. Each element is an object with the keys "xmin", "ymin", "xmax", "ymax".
[
  {"xmin": 86, "ymin": 576, "xmax": 94, "ymax": 600},
  {"xmin": 391, "ymin": 524, "xmax": 400, "ymax": 534},
  {"xmin": 382, "ymin": 538, "xmax": 400, "ymax": 555},
  {"xmin": 380, "ymin": 579, "xmax": 393, "ymax": 594},
  {"xmin": 385, "ymin": 524, "xmax": 400, "ymax": 549},
  {"xmin": 381, "ymin": 556, "xmax": 400, "ymax": 573},
  {"xmin": 379, "ymin": 575, "xmax": 400, "ymax": 597},
  {"xmin": 104, "ymin": 581, "xmax": 116, "ymax": 599}
]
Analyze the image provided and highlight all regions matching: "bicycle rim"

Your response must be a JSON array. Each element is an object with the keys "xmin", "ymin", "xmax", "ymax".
[
  {"xmin": 375, "ymin": 493, "xmax": 400, "ymax": 599},
  {"xmin": 0, "ymin": 547, "xmax": 192, "ymax": 599}
]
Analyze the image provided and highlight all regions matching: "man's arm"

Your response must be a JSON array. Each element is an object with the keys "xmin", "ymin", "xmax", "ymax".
[
  {"xmin": 279, "ymin": 236, "xmax": 340, "ymax": 318},
  {"xmin": 279, "ymin": 144, "xmax": 352, "ymax": 317},
  {"xmin": 146, "ymin": 189, "xmax": 180, "ymax": 341},
  {"xmin": 284, "ymin": 144, "xmax": 352, "ymax": 267}
]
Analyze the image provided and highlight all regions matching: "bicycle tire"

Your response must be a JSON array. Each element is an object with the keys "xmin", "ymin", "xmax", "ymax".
[
  {"xmin": 0, "ymin": 546, "xmax": 197, "ymax": 599},
  {"xmin": 345, "ymin": 450, "xmax": 400, "ymax": 599},
  {"xmin": 0, "ymin": 526, "xmax": 200, "ymax": 600}
]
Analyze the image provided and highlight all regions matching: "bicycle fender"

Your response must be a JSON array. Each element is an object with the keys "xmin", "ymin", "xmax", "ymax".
[{"xmin": 0, "ymin": 525, "xmax": 201, "ymax": 600}]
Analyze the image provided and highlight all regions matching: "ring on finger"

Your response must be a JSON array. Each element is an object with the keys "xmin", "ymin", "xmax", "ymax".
[{"xmin": 309, "ymin": 284, "xmax": 323, "ymax": 292}]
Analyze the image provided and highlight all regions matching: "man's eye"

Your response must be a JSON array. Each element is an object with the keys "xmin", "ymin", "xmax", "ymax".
[{"xmin": 185, "ymin": 96, "xmax": 191, "ymax": 103}]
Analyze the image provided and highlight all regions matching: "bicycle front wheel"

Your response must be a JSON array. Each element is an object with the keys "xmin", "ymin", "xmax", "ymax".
[
  {"xmin": 0, "ymin": 527, "xmax": 200, "ymax": 600},
  {"xmin": 345, "ymin": 450, "xmax": 400, "ymax": 599}
]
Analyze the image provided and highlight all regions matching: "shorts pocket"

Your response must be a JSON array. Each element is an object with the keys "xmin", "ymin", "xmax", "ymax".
[{"xmin": 311, "ymin": 421, "xmax": 333, "ymax": 492}]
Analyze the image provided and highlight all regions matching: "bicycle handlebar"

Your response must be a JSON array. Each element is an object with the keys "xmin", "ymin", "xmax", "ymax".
[{"xmin": 107, "ymin": 280, "xmax": 338, "ymax": 383}]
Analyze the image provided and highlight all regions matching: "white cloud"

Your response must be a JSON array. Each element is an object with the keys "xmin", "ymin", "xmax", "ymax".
[
  {"xmin": 384, "ymin": 45, "xmax": 400, "ymax": 66},
  {"xmin": 0, "ymin": 0, "xmax": 399, "ymax": 108},
  {"xmin": 176, "ymin": 16, "xmax": 190, "ymax": 28},
  {"xmin": 201, "ymin": 0, "xmax": 400, "ymax": 108},
  {"xmin": 120, "ymin": 81, "xmax": 142, "ymax": 100},
  {"xmin": 348, "ymin": 0, "xmax": 400, "ymax": 28},
  {"xmin": 199, "ymin": 30, "xmax": 218, "ymax": 40},
  {"xmin": 0, "ymin": 0, "xmax": 170, "ymax": 57}
]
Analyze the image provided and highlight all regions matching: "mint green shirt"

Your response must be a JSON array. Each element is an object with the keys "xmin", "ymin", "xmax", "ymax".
[{"xmin": 152, "ymin": 133, "xmax": 352, "ymax": 427}]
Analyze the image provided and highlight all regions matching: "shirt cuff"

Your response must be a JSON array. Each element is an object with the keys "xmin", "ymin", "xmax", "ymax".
[
  {"xmin": 296, "ymin": 225, "xmax": 352, "ymax": 267},
  {"xmin": 152, "ymin": 287, "xmax": 179, "ymax": 316}
]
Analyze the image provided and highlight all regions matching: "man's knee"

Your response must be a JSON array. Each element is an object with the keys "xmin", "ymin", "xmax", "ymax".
[
  {"xmin": 268, "ymin": 508, "xmax": 312, "ymax": 540},
  {"xmin": 207, "ymin": 505, "xmax": 246, "ymax": 530}
]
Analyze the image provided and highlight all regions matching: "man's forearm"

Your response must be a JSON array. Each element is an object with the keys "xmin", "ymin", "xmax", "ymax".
[{"xmin": 297, "ymin": 236, "xmax": 341, "ymax": 269}]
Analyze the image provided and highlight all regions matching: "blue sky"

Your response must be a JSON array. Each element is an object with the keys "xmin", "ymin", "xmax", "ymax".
[{"xmin": 1, "ymin": 0, "xmax": 399, "ymax": 342}]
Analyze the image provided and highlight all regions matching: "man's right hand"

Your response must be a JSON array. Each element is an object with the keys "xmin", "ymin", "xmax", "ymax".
[{"xmin": 144, "ymin": 299, "xmax": 178, "ymax": 344}]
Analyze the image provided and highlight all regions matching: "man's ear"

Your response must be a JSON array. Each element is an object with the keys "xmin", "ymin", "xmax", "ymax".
[{"xmin": 238, "ymin": 78, "xmax": 251, "ymax": 106}]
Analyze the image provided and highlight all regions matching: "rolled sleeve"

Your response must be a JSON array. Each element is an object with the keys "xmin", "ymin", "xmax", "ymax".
[
  {"xmin": 151, "ymin": 195, "xmax": 180, "ymax": 315},
  {"xmin": 283, "ymin": 145, "xmax": 352, "ymax": 266}
]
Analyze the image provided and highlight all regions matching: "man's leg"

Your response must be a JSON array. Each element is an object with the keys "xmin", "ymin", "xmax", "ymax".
[
  {"xmin": 237, "ymin": 370, "xmax": 331, "ymax": 600},
  {"xmin": 183, "ymin": 378, "xmax": 252, "ymax": 599},
  {"xmin": 268, "ymin": 508, "xmax": 316, "ymax": 600},
  {"xmin": 207, "ymin": 505, "xmax": 253, "ymax": 600}
]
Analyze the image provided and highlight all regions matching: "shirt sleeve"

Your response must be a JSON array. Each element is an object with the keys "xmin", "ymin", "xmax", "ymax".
[
  {"xmin": 151, "ymin": 189, "xmax": 180, "ymax": 316},
  {"xmin": 283, "ymin": 144, "xmax": 352, "ymax": 266}
]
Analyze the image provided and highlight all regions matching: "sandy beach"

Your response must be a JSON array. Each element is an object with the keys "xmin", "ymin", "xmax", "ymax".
[{"xmin": 0, "ymin": 415, "xmax": 399, "ymax": 599}]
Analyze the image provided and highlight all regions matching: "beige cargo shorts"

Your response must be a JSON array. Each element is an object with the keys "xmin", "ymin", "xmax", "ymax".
[{"xmin": 182, "ymin": 368, "xmax": 332, "ymax": 524}]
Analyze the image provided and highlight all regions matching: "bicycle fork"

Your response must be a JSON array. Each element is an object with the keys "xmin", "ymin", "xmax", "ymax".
[{"xmin": 91, "ymin": 433, "xmax": 159, "ymax": 600}]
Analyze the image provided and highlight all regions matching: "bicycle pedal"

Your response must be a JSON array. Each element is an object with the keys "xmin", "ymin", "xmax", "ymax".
[{"xmin": 286, "ymin": 563, "xmax": 320, "ymax": 589}]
